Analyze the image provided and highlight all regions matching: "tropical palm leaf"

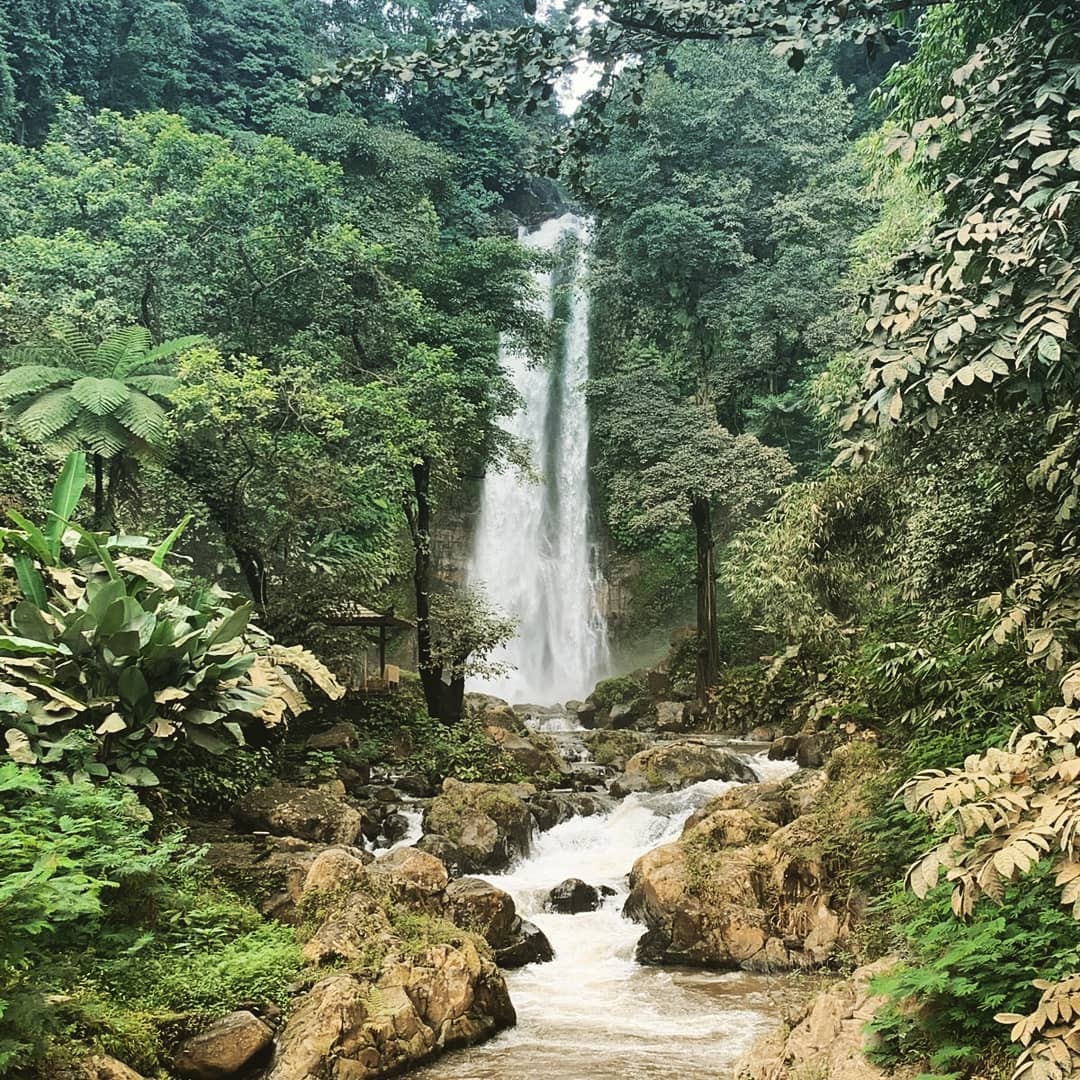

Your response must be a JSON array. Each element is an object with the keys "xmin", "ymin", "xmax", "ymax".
[
  {"xmin": 125, "ymin": 374, "xmax": 181, "ymax": 398},
  {"xmin": 12, "ymin": 388, "xmax": 81, "ymax": 441},
  {"xmin": 70, "ymin": 377, "xmax": 131, "ymax": 417},
  {"xmin": 0, "ymin": 365, "xmax": 81, "ymax": 402}
]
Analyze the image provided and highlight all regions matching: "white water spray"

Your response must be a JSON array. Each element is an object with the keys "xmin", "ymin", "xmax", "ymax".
[
  {"xmin": 413, "ymin": 753, "xmax": 799, "ymax": 1079},
  {"xmin": 468, "ymin": 214, "xmax": 609, "ymax": 705}
]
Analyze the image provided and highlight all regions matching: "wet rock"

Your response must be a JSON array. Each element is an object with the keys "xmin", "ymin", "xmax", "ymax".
[
  {"xmin": 564, "ymin": 699, "xmax": 583, "ymax": 713},
  {"xmin": 485, "ymin": 726, "xmax": 572, "ymax": 780},
  {"xmin": 768, "ymin": 734, "xmax": 799, "ymax": 761},
  {"xmin": 607, "ymin": 702, "xmax": 638, "ymax": 729},
  {"xmin": 302, "ymin": 846, "xmax": 370, "ymax": 896},
  {"xmin": 609, "ymin": 772, "xmax": 651, "ymax": 798},
  {"xmin": 735, "ymin": 958, "xmax": 907, "ymax": 1080},
  {"xmin": 446, "ymin": 877, "xmax": 518, "ymax": 946},
  {"xmin": 306, "ymin": 722, "xmax": 357, "ymax": 751},
  {"xmin": 582, "ymin": 730, "xmax": 650, "ymax": 772},
  {"xmin": 173, "ymin": 1009, "xmax": 274, "ymax": 1079},
  {"xmin": 417, "ymin": 833, "xmax": 469, "ymax": 877},
  {"xmin": 267, "ymin": 940, "xmax": 515, "ymax": 1080},
  {"xmin": 625, "ymin": 798, "xmax": 848, "ymax": 973},
  {"xmin": 622, "ymin": 741, "xmax": 758, "ymax": 792},
  {"xmin": 233, "ymin": 783, "xmax": 364, "ymax": 845},
  {"xmin": 423, "ymin": 780, "xmax": 535, "ymax": 872},
  {"xmin": 67, "ymin": 1057, "xmax": 146, "ymax": 1080},
  {"xmin": 495, "ymin": 918, "xmax": 555, "ymax": 969},
  {"xmin": 382, "ymin": 812, "xmax": 411, "ymax": 844},
  {"xmin": 369, "ymin": 847, "xmax": 449, "ymax": 913},
  {"xmin": 546, "ymin": 878, "xmax": 601, "ymax": 914},
  {"xmin": 397, "ymin": 772, "xmax": 438, "ymax": 798},
  {"xmin": 797, "ymin": 733, "xmax": 828, "ymax": 768},
  {"xmin": 529, "ymin": 791, "xmax": 614, "ymax": 831},
  {"xmin": 656, "ymin": 700, "xmax": 689, "ymax": 733},
  {"xmin": 575, "ymin": 702, "xmax": 598, "ymax": 728}
]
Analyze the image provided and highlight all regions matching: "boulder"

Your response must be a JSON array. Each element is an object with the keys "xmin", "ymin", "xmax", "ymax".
[
  {"xmin": 797, "ymin": 732, "xmax": 828, "ymax": 768},
  {"xmin": 735, "ymin": 958, "xmax": 910, "ymax": 1080},
  {"xmin": 267, "ymin": 941, "xmax": 515, "ymax": 1080},
  {"xmin": 382, "ymin": 812, "xmax": 411, "ymax": 844},
  {"xmin": 423, "ymin": 780, "xmax": 535, "ymax": 872},
  {"xmin": 546, "ymin": 878, "xmax": 601, "ymax": 914},
  {"xmin": 445, "ymin": 877, "xmax": 517, "ymax": 947},
  {"xmin": 202, "ymin": 834, "xmax": 365, "ymax": 923},
  {"xmin": 495, "ymin": 918, "xmax": 555, "ymax": 969},
  {"xmin": 71, "ymin": 1057, "xmax": 146, "ymax": 1080},
  {"xmin": 609, "ymin": 772, "xmax": 651, "ymax": 798},
  {"xmin": 233, "ymin": 783, "xmax": 364, "ymax": 845},
  {"xmin": 529, "ymin": 791, "xmax": 614, "ymax": 831},
  {"xmin": 173, "ymin": 1010, "xmax": 274, "ymax": 1079},
  {"xmin": 607, "ymin": 702, "xmax": 638, "ymax": 729},
  {"xmin": 575, "ymin": 702, "xmax": 598, "ymax": 729},
  {"xmin": 417, "ymin": 833, "xmax": 469, "ymax": 877},
  {"xmin": 621, "ymin": 742, "xmax": 758, "ymax": 792},
  {"xmin": 369, "ymin": 847, "xmax": 449, "ymax": 913},
  {"xmin": 397, "ymin": 773, "xmax": 438, "ymax": 798},
  {"xmin": 302, "ymin": 846, "xmax": 370, "ymax": 896},
  {"xmin": 581, "ymin": 730, "xmax": 650, "ymax": 771},
  {"xmin": 625, "ymin": 808, "xmax": 848, "ymax": 972},
  {"xmin": 482, "ymin": 704, "xmax": 527, "ymax": 733},
  {"xmin": 768, "ymin": 734, "xmax": 799, "ymax": 761},
  {"xmin": 485, "ymin": 726, "xmax": 571, "ymax": 780},
  {"xmin": 306, "ymin": 722, "xmax": 358, "ymax": 751},
  {"xmin": 655, "ymin": 700, "xmax": 689, "ymax": 733}
]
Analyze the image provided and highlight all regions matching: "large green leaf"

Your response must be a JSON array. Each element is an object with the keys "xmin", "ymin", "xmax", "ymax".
[
  {"xmin": 0, "ymin": 365, "xmax": 80, "ymax": 402},
  {"xmin": 12, "ymin": 555, "xmax": 47, "ymax": 610},
  {"xmin": 6, "ymin": 511, "xmax": 53, "ymax": 566},
  {"xmin": 208, "ymin": 602, "xmax": 253, "ymax": 647},
  {"xmin": 45, "ymin": 452, "xmax": 87, "ymax": 559},
  {"xmin": 0, "ymin": 635, "xmax": 58, "ymax": 655},
  {"xmin": 151, "ymin": 515, "xmax": 193, "ymax": 568}
]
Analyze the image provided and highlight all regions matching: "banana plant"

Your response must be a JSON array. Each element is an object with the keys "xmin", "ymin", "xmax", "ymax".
[{"xmin": 0, "ymin": 454, "xmax": 343, "ymax": 784}]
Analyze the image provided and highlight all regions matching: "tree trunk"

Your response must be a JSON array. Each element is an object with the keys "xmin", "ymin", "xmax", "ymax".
[
  {"xmin": 92, "ymin": 454, "xmax": 106, "ymax": 530},
  {"xmin": 406, "ymin": 458, "xmax": 445, "ymax": 720},
  {"xmin": 235, "ymin": 546, "xmax": 268, "ymax": 612},
  {"xmin": 691, "ymin": 495, "xmax": 720, "ymax": 710}
]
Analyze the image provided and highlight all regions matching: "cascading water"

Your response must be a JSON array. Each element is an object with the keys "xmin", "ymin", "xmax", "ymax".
[
  {"xmin": 468, "ymin": 214, "xmax": 609, "ymax": 705},
  {"xmin": 413, "ymin": 752, "xmax": 799, "ymax": 1080}
]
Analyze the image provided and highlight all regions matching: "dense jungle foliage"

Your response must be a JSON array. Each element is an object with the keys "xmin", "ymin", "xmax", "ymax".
[{"xmin": 0, "ymin": 0, "xmax": 1078, "ymax": 1078}]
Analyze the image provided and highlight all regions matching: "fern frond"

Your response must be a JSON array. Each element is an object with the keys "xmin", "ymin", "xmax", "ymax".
[
  {"xmin": 125, "ymin": 374, "xmax": 181, "ymax": 399},
  {"xmin": 70, "ymin": 377, "xmax": 131, "ymax": 417},
  {"xmin": 49, "ymin": 323, "xmax": 96, "ymax": 369},
  {"xmin": 76, "ymin": 413, "xmax": 128, "ymax": 458},
  {"xmin": 0, "ymin": 366, "xmax": 80, "ymax": 402},
  {"xmin": 11, "ymin": 388, "xmax": 80, "ymax": 442},
  {"xmin": 93, "ymin": 327, "xmax": 150, "ymax": 378},
  {"xmin": 123, "ymin": 335, "xmax": 205, "ymax": 377},
  {"xmin": 116, "ymin": 393, "xmax": 168, "ymax": 444}
]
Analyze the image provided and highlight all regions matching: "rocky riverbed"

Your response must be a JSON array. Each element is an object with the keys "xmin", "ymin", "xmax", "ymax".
[{"xmin": 79, "ymin": 696, "xmax": 900, "ymax": 1080}]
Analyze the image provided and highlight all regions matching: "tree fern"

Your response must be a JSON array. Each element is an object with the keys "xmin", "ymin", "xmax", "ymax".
[{"xmin": 0, "ymin": 323, "xmax": 206, "ymax": 524}]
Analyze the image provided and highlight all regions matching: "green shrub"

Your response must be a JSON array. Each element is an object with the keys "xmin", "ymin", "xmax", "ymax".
[
  {"xmin": 869, "ymin": 864, "xmax": 1080, "ymax": 1078},
  {"xmin": 590, "ymin": 673, "xmax": 647, "ymax": 711},
  {"xmin": 0, "ymin": 451, "xmax": 343, "ymax": 786},
  {"xmin": 0, "ymin": 763, "xmax": 304, "ymax": 1073}
]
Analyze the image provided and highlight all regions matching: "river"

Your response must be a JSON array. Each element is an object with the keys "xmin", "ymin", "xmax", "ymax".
[{"xmin": 412, "ymin": 740, "xmax": 797, "ymax": 1079}]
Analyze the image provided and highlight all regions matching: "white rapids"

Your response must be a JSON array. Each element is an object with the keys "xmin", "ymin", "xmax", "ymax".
[{"xmin": 413, "ymin": 753, "xmax": 799, "ymax": 1079}]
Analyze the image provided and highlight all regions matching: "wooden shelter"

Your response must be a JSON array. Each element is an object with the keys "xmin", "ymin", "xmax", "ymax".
[{"xmin": 315, "ymin": 601, "xmax": 414, "ymax": 693}]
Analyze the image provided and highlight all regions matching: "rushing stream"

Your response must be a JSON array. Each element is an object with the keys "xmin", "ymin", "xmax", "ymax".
[{"xmin": 413, "ymin": 740, "xmax": 798, "ymax": 1079}]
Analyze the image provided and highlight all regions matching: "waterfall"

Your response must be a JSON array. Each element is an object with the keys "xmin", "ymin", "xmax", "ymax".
[{"xmin": 468, "ymin": 213, "xmax": 609, "ymax": 705}]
